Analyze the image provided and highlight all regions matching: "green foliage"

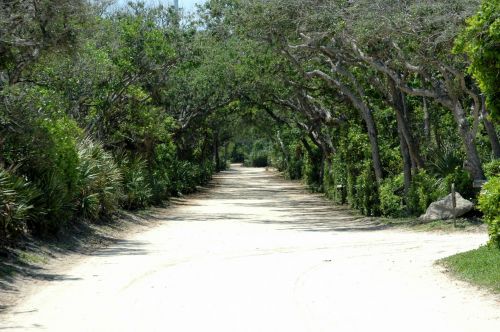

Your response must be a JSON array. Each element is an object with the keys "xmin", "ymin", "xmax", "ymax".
[
  {"xmin": 1, "ymin": 0, "xmax": 498, "ymax": 246},
  {"xmin": 76, "ymin": 138, "xmax": 123, "ymax": 221},
  {"xmin": 242, "ymin": 139, "xmax": 271, "ymax": 168},
  {"xmin": 229, "ymin": 142, "xmax": 246, "ymax": 163},
  {"xmin": 443, "ymin": 168, "xmax": 474, "ymax": 200},
  {"xmin": 169, "ymin": 160, "xmax": 212, "ymax": 196},
  {"xmin": 407, "ymin": 170, "xmax": 447, "ymax": 215},
  {"xmin": 0, "ymin": 169, "xmax": 37, "ymax": 240},
  {"xmin": 428, "ymin": 143, "xmax": 465, "ymax": 178},
  {"xmin": 478, "ymin": 176, "xmax": 500, "ymax": 248},
  {"xmin": 379, "ymin": 174, "xmax": 406, "ymax": 217},
  {"xmin": 455, "ymin": 0, "xmax": 500, "ymax": 121},
  {"xmin": 250, "ymin": 154, "xmax": 269, "ymax": 167},
  {"xmin": 323, "ymin": 155, "xmax": 348, "ymax": 204},
  {"xmin": 23, "ymin": 116, "xmax": 82, "ymax": 235},
  {"xmin": 353, "ymin": 160, "xmax": 380, "ymax": 216},
  {"xmin": 116, "ymin": 154, "xmax": 152, "ymax": 210},
  {"xmin": 484, "ymin": 159, "xmax": 500, "ymax": 178},
  {"xmin": 302, "ymin": 143, "xmax": 323, "ymax": 191}
]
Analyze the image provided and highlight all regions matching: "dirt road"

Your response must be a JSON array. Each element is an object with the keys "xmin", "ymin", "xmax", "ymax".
[{"xmin": 0, "ymin": 166, "xmax": 499, "ymax": 331}]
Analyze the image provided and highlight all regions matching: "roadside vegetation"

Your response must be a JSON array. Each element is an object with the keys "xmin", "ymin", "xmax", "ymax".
[
  {"xmin": 439, "ymin": 246, "xmax": 500, "ymax": 293},
  {"xmin": 0, "ymin": 0, "xmax": 498, "ymax": 281}
]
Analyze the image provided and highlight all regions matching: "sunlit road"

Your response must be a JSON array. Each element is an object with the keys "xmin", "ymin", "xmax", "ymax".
[{"xmin": 1, "ymin": 166, "xmax": 499, "ymax": 331}]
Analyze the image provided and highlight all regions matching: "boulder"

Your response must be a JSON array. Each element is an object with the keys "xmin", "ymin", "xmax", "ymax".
[{"xmin": 419, "ymin": 192, "xmax": 474, "ymax": 222}]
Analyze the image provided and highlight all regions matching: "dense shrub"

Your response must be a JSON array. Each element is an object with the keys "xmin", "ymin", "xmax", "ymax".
[
  {"xmin": 24, "ymin": 116, "xmax": 82, "ymax": 235},
  {"xmin": 323, "ymin": 156, "xmax": 348, "ymax": 205},
  {"xmin": 442, "ymin": 168, "xmax": 474, "ymax": 200},
  {"xmin": 250, "ymin": 154, "xmax": 269, "ymax": 167},
  {"xmin": 407, "ymin": 170, "xmax": 447, "ymax": 215},
  {"xmin": 484, "ymin": 160, "xmax": 500, "ymax": 178},
  {"xmin": 76, "ymin": 138, "xmax": 123, "ymax": 220},
  {"xmin": 286, "ymin": 143, "xmax": 305, "ymax": 180},
  {"xmin": 0, "ymin": 169, "xmax": 37, "ymax": 240},
  {"xmin": 169, "ymin": 160, "xmax": 214, "ymax": 196},
  {"xmin": 478, "ymin": 176, "xmax": 500, "ymax": 248},
  {"xmin": 230, "ymin": 142, "xmax": 246, "ymax": 163},
  {"xmin": 352, "ymin": 160, "xmax": 380, "ymax": 216},
  {"xmin": 379, "ymin": 174, "xmax": 405, "ymax": 217},
  {"xmin": 302, "ymin": 145, "xmax": 323, "ymax": 191},
  {"xmin": 243, "ymin": 139, "xmax": 271, "ymax": 168},
  {"xmin": 197, "ymin": 160, "xmax": 215, "ymax": 185},
  {"xmin": 117, "ymin": 154, "xmax": 152, "ymax": 210}
]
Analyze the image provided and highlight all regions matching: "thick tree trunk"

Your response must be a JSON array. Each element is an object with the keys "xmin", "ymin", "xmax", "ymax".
[
  {"xmin": 481, "ymin": 97, "xmax": 500, "ymax": 159},
  {"xmin": 391, "ymin": 84, "xmax": 412, "ymax": 198},
  {"xmin": 452, "ymin": 102, "xmax": 485, "ymax": 180}
]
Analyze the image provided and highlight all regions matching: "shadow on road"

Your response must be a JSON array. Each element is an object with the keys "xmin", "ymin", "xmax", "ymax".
[{"xmin": 185, "ymin": 166, "xmax": 387, "ymax": 233}]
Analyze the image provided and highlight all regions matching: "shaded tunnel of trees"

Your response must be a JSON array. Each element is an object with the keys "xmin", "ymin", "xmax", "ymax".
[{"xmin": 0, "ymin": 0, "xmax": 499, "ymax": 247}]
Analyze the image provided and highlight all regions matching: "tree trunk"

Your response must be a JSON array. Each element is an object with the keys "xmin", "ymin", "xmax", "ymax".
[
  {"xmin": 306, "ymin": 70, "xmax": 383, "ymax": 183},
  {"xmin": 397, "ymin": 122, "xmax": 412, "ymax": 197},
  {"xmin": 213, "ymin": 133, "xmax": 221, "ymax": 172},
  {"xmin": 481, "ymin": 96, "xmax": 500, "ymax": 159},
  {"xmin": 276, "ymin": 131, "xmax": 290, "ymax": 170},
  {"xmin": 359, "ymin": 106, "xmax": 384, "ymax": 183},
  {"xmin": 423, "ymin": 97, "xmax": 431, "ymax": 141},
  {"xmin": 389, "ymin": 81, "xmax": 425, "ymax": 169},
  {"xmin": 452, "ymin": 102, "xmax": 485, "ymax": 180},
  {"xmin": 302, "ymin": 136, "xmax": 325, "ymax": 186}
]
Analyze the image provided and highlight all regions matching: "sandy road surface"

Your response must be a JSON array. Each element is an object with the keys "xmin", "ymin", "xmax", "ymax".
[{"xmin": 0, "ymin": 166, "xmax": 499, "ymax": 331}]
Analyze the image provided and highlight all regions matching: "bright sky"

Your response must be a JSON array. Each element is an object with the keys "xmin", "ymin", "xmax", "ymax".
[{"xmin": 116, "ymin": 0, "xmax": 206, "ymax": 12}]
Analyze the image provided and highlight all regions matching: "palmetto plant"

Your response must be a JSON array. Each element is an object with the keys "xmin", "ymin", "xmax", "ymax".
[
  {"xmin": 0, "ymin": 168, "xmax": 36, "ymax": 240},
  {"xmin": 427, "ymin": 142, "xmax": 465, "ymax": 178},
  {"xmin": 115, "ymin": 152, "xmax": 153, "ymax": 210},
  {"xmin": 76, "ymin": 138, "xmax": 123, "ymax": 221}
]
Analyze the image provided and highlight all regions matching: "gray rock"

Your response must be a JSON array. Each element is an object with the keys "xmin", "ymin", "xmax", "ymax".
[{"xmin": 419, "ymin": 192, "xmax": 474, "ymax": 222}]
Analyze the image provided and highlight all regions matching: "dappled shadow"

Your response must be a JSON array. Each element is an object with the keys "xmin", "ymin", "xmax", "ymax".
[
  {"xmin": 91, "ymin": 239, "xmax": 149, "ymax": 257},
  {"xmin": 166, "ymin": 165, "xmax": 388, "ymax": 233}
]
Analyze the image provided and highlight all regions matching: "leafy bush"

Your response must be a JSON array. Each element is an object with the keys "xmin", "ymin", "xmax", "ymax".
[
  {"xmin": 323, "ymin": 156, "xmax": 348, "ymax": 204},
  {"xmin": 197, "ymin": 160, "xmax": 215, "ymax": 185},
  {"xmin": 379, "ymin": 174, "xmax": 405, "ymax": 217},
  {"xmin": 455, "ymin": 0, "xmax": 500, "ymax": 120},
  {"xmin": 250, "ymin": 153, "xmax": 269, "ymax": 167},
  {"xmin": 169, "ymin": 160, "xmax": 204, "ymax": 195},
  {"xmin": 0, "ymin": 169, "xmax": 37, "ymax": 240},
  {"xmin": 478, "ymin": 176, "xmax": 500, "ymax": 248},
  {"xmin": 352, "ymin": 160, "xmax": 380, "ymax": 216},
  {"xmin": 302, "ymin": 145, "xmax": 323, "ymax": 191},
  {"xmin": 407, "ymin": 170, "xmax": 447, "ymax": 215},
  {"xmin": 23, "ymin": 116, "xmax": 82, "ymax": 235},
  {"xmin": 117, "ymin": 154, "xmax": 152, "ymax": 210},
  {"xmin": 484, "ymin": 159, "xmax": 500, "ymax": 178},
  {"xmin": 441, "ymin": 167, "xmax": 474, "ymax": 200},
  {"xmin": 428, "ymin": 143, "xmax": 464, "ymax": 178},
  {"xmin": 230, "ymin": 142, "xmax": 246, "ymax": 163},
  {"xmin": 286, "ymin": 143, "xmax": 304, "ymax": 180},
  {"xmin": 76, "ymin": 138, "xmax": 123, "ymax": 221}
]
